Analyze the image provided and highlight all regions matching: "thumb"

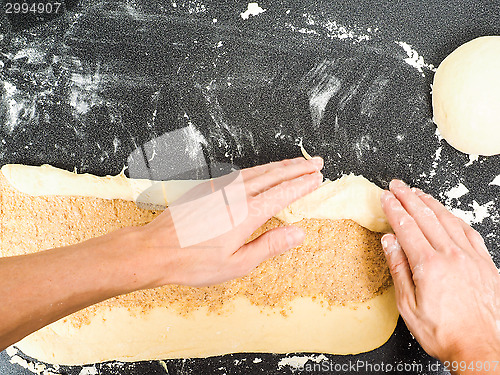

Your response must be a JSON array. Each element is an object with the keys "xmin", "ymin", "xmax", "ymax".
[
  {"xmin": 381, "ymin": 233, "xmax": 417, "ymax": 314},
  {"xmin": 230, "ymin": 226, "xmax": 305, "ymax": 278}
]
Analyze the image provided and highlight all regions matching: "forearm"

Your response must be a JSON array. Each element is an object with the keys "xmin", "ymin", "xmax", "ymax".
[
  {"xmin": 0, "ymin": 157, "xmax": 322, "ymax": 352},
  {"xmin": 0, "ymin": 226, "xmax": 150, "ymax": 350}
]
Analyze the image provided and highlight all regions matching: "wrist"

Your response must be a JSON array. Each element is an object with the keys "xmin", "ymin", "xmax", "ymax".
[
  {"xmin": 443, "ymin": 346, "xmax": 500, "ymax": 367},
  {"xmin": 117, "ymin": 220, "xmax": 179, "ymax": 291},
  {"xmin": 101, "ymin": 226, "xmax": 163, "ymax": 293}
]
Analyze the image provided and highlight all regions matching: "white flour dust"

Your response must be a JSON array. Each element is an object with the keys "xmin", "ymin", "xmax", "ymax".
[
  {"xmin": 1, "ymin": 81, "xmax": 37, "ymax": 134},
  {"xmin": 396, "ymin": 41, "xmax": 436, "ymax": 76},
  {"xmin": 278, "ymin": 354, "xmax": 329, "ymax": 370},
  {"xmin": 464, "ymin": 154, "xmax": 480, "ymax": 166},
  {"xmin": 490, "ymin": 175, "xmax": 500, "ymax": 187},
  {"xmin": 240, "ymin": 3, "xmax": 266, "ymax": 20},
  {"xmin": 182, "ymin": 114, "xmax": 209, "ymax": 159},
  {"xmin": 354, "ymin": 134, "xmax": 378, "ymax": 160},
  {"xmin": 170, "ymin": 0, "xmax": 206, "ymax": 14},
  {"xmin": 448, "ymin": 201, "xmax": 495, "ymax": 225},
  {"xmin": 5, "ymin": 346, "xmax": 61, "ymax": 375},
  {"xmin": 445, "ymin": 183, "xmax": 469, "ymax": 199},
  {"xmin": 301, "ymin": 59, "xmax": 342, "ymax": 128},
  {"xmin": 434, "ymin": 127, "xmax": 443, "ymax": 141},
  {"xmin": 78, "ymin": 367, "xmax": 98, "ymax": 375},
  {"xmin": 301, "ymin": 13, "xmax": 373, "ymax": 43},
  {"xmin": 13, "ymin": 47, "xmax": 47, "ymax": 64},
  {"xmin": 424, "ymin": 145, "xmax": 442, "ymax": 179},
  {"xmin": 440, "ymin": 182, "xmax": 496, "ymax": 225},
  {"xmin": 69, "ymin": 69, "xmax": 105, "ymax": 116}
]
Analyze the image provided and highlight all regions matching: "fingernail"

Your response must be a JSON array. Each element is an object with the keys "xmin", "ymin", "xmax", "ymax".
[
  {"xmin": 312, "ymin": 171, "xmax": 323, "ymax": 184},
  {"xmin": 389, "ymin": 179, "xmax": 408, "ymax": 190},
  {"xmin": 381, "ymin": 234, "xmax": 391, "ymax": 250},
  {"xmin": 411, "ymin": 188, "xmax": 425, "ymax": 197},
  {"xmin": 380, "ymin": 190, "xmax": 395, "ymax": 202},
  {"xmin": 411, "ymin": 187, "xmax": 425, "ymax": 196},
  {"xmin": 381, "ymin": 234, "xmax": 400, "ymax": 255},
  {"xmin": 286, "ymin": 227, "xmax": 305, "ymax": 248},
  {"xmin": 309, "ymin": 156, "xmax": 324, "ymax": 170}
]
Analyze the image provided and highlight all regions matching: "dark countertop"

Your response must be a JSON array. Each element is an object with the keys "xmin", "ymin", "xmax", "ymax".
[{"xmin": 1, "ymin": 0, "xmax": 499, "ymax": 374}]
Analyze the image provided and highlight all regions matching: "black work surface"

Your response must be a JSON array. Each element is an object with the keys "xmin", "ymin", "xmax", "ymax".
[{"xmin": 1, "ymin": 0, "xmax": 499, "ymax": 374}]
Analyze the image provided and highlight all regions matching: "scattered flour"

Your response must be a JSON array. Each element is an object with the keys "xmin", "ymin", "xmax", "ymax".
[
  {"xmin": 490, "ymin": 175, "xmax": 500, "ymax": 187},
  {"xmin": 448, "ymin": 201, "xmax": 494, "ymax": 225},
  {"xmin": 440, "ymin": 183, "xmax": 495, "ymax": 225},
  {"xmin": 187, "ymin": 1, "xmax": 206, "ymax": 14},
  {"xmin": 112, "ymin": 137, "xmax": 121, "ymax": 153},
  {"xmin": 1, "ymin": 81, "xmax": 36, "ymax": 133},
  {"xmin": 283, "ymin": 22, "xmax": 320, "ymax": 36},
  {"xmin": 7, "ymin": 347, "xmax": 61, "ymax": 375},
  {"xmin": 79, "ymin": 367, "xmax": 98, "ymax": 375},
  {"xmin": 426, "ymin": 145, "xmax": 442, "ymax": 179},
  {"xmin": 69, "ymin": 70, "xmax": 105, "ymax": 116},
  {"xmin": 396, "ymin": 41, "xmax": 436, "ymax": 76},
  {"xmin": 277, "ymin": 354, "xmax": 328, "ymax": 370},
  {"xmin": 240, "ymin": 3, "xmax": 266, "ymax": 20},
  {"xmin": 445, "ymin": 183, "xmax": 469, "ymax": 200},
  {"xmin": 303, "ymin": 13, "xmax": 372, "ymax": 43},
  {"xmin": 178, "ymin": 113, "xmax": 209, "ymax": 160},
  {"xmin": 303, "ymin": 59, "xmax": 342, "ymax": 128},
  {"xmin": 435, "ymin": 127, "xmax": 444, "ymax": 141},
  {"xmin": 13, "ymin": 47, "xmax": 47, "ymax": 64},
  {"xmin": 253, "ymin": 358, "xmax": 263, "ymax": 363},
  {"xmin": 465, "ymin": 154, "xmax": 479, "ymax": 167},
  {"xmin": 6, "ymin": 345, "xmax": 18, "ymax": 357}
]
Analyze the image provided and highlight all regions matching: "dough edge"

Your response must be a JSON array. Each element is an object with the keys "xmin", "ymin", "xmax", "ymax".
[
  {"xmin": 0, "ymin": 164, "xmax": 391, "ymax": 233},
  {"xmin": 16, "ymin": 290, "xmax": 398, "ymax": 365}
]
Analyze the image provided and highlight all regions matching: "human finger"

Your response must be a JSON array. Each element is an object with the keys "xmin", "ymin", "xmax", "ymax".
[
  {"xmin": 411, "ymin": 187, "xmax": 479, "ymax": 258},
  {"xmin": 381, "ymin": 233, "xmax": 417, "ymax": 314},
  {"xmin": 244, "ymin": 171, "xmax": 323, "ymax": 236},
  {"xmin": 241, "ymin": 157, "xmax": 312, "ymax": 181},
  {"xmin": 229, "ymin": 226, "xmax": 305, "ymax": 278},
  {"xmin": 244, "ymin": 157, "xmax": 323, "ymax": 196},
  {"xmin": 380, "ymin": 190, "xmax": 434, "ymax": 271},
  {"xmin": 389, "ymin": 180, "xmax": 455, "ymax": 254},
  {"xmin": 462, "ymin": 224, "xmax": 494, "ymax": 261}
]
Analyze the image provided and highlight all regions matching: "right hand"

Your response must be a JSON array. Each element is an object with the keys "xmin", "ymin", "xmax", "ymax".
[
  {"xmin": 139, "ymin": 157, "xmax": 323, "ymax": 288},
  {"xmin": 380, "ymin": 180, "xmax": 500, "ymax": 372}
]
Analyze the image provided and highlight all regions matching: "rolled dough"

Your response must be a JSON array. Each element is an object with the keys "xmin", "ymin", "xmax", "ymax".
[
  {"xmin": 0, "ymin": 164, "xmax": 397, "ymax": 365},
  {"xmin": 1, "ymin": 163, "xmax": 391, "ymax": 233},
  {"xmin": 432, "ymin": 35, "xmax": 500, "ymax": 156},
  {"xmin": 275, "ymin": 174, "xmax": 391, "ymax": 233}
]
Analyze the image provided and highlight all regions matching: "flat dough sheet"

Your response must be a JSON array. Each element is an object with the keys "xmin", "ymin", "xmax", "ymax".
[{"xmin": 0, "ymin": 164, "xmax": 398, "ymax": 365}]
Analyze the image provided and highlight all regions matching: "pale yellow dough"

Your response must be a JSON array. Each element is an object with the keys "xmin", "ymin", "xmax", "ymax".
[
  {"xmin": 0, "ymin": 164, "xmax": 204, "ymax": 207},
  {"xmin": 275, "ymin": 174, "xmax": 391, "ymax": 233},
  {"xmin": 432, "ymin": 36, "xmax": 500, "ymax": 156},
  {"xmin": 1, "ymin": 164, "xmax": 391, "ymax": 233},
  {"xmin": 1, "ymin": 163, "xmax": 397, "ymax": 365},
  {"xmin": 17, "ymin": 291, "xmax": 397, "ymax": 365}
]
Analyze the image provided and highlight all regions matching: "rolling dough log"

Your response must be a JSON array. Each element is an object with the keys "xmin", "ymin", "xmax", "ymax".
[
  {"xmin": 432, "ymin": 35, "xmax": 500, "ymax": 156},
  {"xmin": 0, "ymin": 164, "xmax": 397, "ymax": 365}
]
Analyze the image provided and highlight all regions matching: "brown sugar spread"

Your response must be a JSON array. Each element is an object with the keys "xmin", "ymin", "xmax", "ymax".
[{"xmin": 0, "ymin": 172, "xmax": 392, "ymax": 327}]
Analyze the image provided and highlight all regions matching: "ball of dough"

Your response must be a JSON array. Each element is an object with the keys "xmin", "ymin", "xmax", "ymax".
[{"xmin": 432, "ymin": 36, "xmax": 500, "ymax": 156}]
